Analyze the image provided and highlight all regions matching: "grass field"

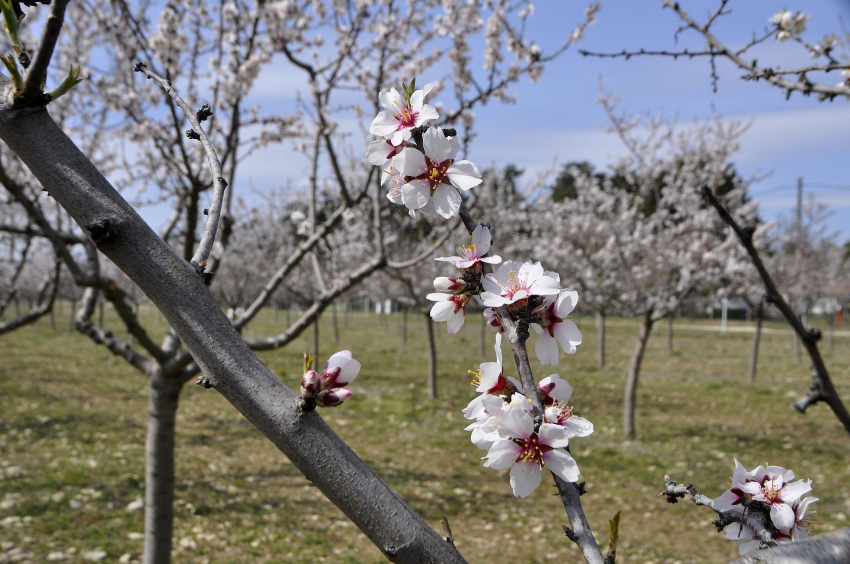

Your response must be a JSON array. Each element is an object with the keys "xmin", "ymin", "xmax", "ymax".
[{"xmin": 1, "ymin": 303, "xmax": 849, "ymax": 563}]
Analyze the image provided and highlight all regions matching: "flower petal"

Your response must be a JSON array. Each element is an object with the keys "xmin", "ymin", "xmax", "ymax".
[
  {"xmin": 544, "ymin": 449, "xmax": 580, "ymax": 482},
  {"xmin": 510, "ymin": 461, "xmax": 542, "ymax": 498}
]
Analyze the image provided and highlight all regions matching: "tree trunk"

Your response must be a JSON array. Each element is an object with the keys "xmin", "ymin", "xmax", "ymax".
[
  {"xmin": 285, "ymin": 306, "xmax": 290, "ymax": 327},
  {"xmin": 666, "ymin": 314, "xmax": 673, "ymax": 355},
  {"xmin": 332, "ymin": 301, "xmax": 339, "ymax": 343},
  {"xmin": 749, "ymin": 314, "xmax": 764, "ymax": 383},
  {"xmin": 623, "ymin": 314, "xmax": 653, "ymax": 440},
  {"xmin": 424, "ymin": 311, "xmax": 437, "ymax": 399},
  {"xmin": 143, "ymin": 373, "xmax": 181, "ymax": 564},
  {"xmin": 401, "ymin": 307, "xmax": 407, "ymax": 348},
  {"xmin": 272, "ymin": 300, "xmax": 278, "ymax": 324},
  {"xmin": 794, "ymin": 334, "xmax": 802, "ymax": 364},
  {"xmin": 49, "ymin": 307, "xmax": 55, "ymax": 330},
  {"xmin": 313, "ymin": 316, "xmax": 320, "ymax": 368},
  {"xmin": 68, "ymin": 299, "xmax": 76, "ymax": 332},
  {"xmin": 98, "ymin": 301, "xmax": 104, "ymax": 327},
  {"xmin": 14, "ymin": 297, "xmax": 20, "ymax": 316},
  {"xmin": 597, "ymin": 310, "xmax": 606, "ymax": 368},
  {"xmin": 828, "ymin": 313, "xmax": 835, "ymax": 355}
]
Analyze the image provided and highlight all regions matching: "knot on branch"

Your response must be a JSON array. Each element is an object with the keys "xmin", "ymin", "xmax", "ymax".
[
  {"xmin": 562, "ymin": 525, "xmax": 577, "ymax": 542},
  {"xmin": 792, "ymin": 369, "xmax": 825, "ymax": 414},
  {"xmin": 84, "ymin": 219, "xmax": 113, "ymax": 246},
  {"xmin": 186, "ymin": 129, "xmax": 201, "ymax": 140},
  {"xmin": 196, "ymin": 103, "xmax": 213, "ymax": 122},
  {"xmin": 133, "ymin": 62, "xmax": 147, "ymax": 74},
  {"xmin": 297, "ymin": 395, "xmax": 316, "ymax": 414},
  {"xmin": 574, "ymin": 481, "xmax": 587, "ymax": 496},
  {"xmin": 807, "ymin": 327, "xmax": 822, "ymax": 342},
  {"xmin": 195, "ymin": 376, "xmax": 213, "ymax": 389}
]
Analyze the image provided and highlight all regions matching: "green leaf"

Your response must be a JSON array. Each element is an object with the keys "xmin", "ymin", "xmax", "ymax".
[
  {"xmin": 46, "ymin": 65, "xmax": 84, "ymax": 101},
  {"xmin": 0, "ymin": 53, "xmax": 22, "ymax": 92},
  {"xmin": 0, "ymin": 0, "xmax": 22, "ymax": 54},
  {"xmin": 607, "ymin": 510, "xmax": 622, "ymax": 560}
]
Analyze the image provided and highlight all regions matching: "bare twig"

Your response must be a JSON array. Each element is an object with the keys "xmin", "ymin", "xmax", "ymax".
[
  {"xmin": 134, "ymin": 63, "xmax": 228, "ymax": 269},
  {"xmin": 702, "ymin": 185, "xmax": 850, "ymax": 438},
  {"xmin": 662, "ymin": 475, "xmax": 777, "ymax": 548},
  {"xmin": 0, "ymin": 253, "xmax": 60, "ymax": 335}
]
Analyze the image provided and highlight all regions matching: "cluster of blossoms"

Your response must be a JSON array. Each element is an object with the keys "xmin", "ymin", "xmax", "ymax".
[
  {"xmin": 768, "ymin": 10, "xmax": 809, "ymax": 41},
  {"xmin": 714, "ymin": 459, "xmax": 817, "ymax": 555},
  {"xmin": 367, "ymin": 80, "xmax": 483, "ymax": 219},
  {"xmin": 300, "ymin": 350, "xmax": 361, "ymax": 408},
  {"xmin": 463, "ymin": 335, "xmax": 593, "ymax": 497}
]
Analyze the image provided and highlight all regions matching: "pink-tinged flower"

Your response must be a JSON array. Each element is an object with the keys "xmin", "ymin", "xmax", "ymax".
[
  {"xmin": 714, "ymin": 461, "xmax": 812, "ymax": 530},
  {"xmin": 480, "ymin": 260, "xmax": 560, "ymax": 307},
  {"xmin": 483, "ymin": 308, "xmax": 503, "ymax": 334},
  {"xmin": 536, "ymin": 374, "xmax": 573, "ymax": 406},
  {"xmin": 463, "ymin": 394, "xmax": 506, "ymax": 450},
  {"xmin": 320, "ymin": 350, "xmax": 361, "ymax": 390},
  {"xmin": 723, "ymin": 523, "xmax": 761, "ymax": 556},
  {"xmin": 426, "ymin": 292, "xmax": 470, "ymax": 334},
  {"xmin": 301, "ymin": 369, "xmax": 320, "ymax": 397},
  {"xmin": 435, "ymin": 224, "xmax": 501, "ymax": 269},
  {"xmin": 544, "ymin": 401, "xmax": 594, "ymax": 438},
  {"xmin": 370, "ymin": 83, "xmax": 439, "ymax": 146},
  {"xmin": 483, "ymin": 407, "xmax": 579, "ymax": 498},
  {"xmin": 315, "ymin": 387, "xmax": 353, "ymax": 407},
  {"xmin": 468, "ymin": 334, "xmax": 520, "ymax": 396},
  {"xmin": 433, "ymin": 277, "xmax": 463, "ymax": 293},
  {"xmin": 365, "ymin": 138, "xmax": 404, "ymax": 167},
  {"xmin": 714, "ymin": 458, "xmax": 758, "ymax": 513},
  {"xmin": 776, "ymin": 496, "xmax": 818, "ymax": 542},
  {"xmin": 394, "ymin": 127, "xmax": 482, "ymax": 219},
  {"xmin": 531, "ymin": 290, "xmax": 583, "ymax": 364}
]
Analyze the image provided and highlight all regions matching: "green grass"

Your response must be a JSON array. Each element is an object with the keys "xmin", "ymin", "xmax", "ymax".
[{"xmin": 1, "ymin": 302, "xmax": 849, "ymax": 562}]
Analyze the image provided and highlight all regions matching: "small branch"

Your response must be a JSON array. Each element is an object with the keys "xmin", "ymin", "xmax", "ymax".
[
  {"xmin": 731, "ymin": 527, "xmax": 850, "ymax": 564},
  {"xmin": 0, "ymin": 254, "xmax": 60, "ymax": 335},
  {"xmin": 702, "ymin": 185, "xmax": 850, "ymax": 438},
  {"xmin": 19, "ymin": 0, "xmax": 71, "ymax": 103},
  {"xmin": 791, "ymin": 367, "xmax": 826, "ymax": 414},
  {"xmin": 661, "ymin": 475, "xmax": 776, "ymax": 547},
  {"xmin": 134, "ymin": 63, "xmax": 227, "ymax": 269}
]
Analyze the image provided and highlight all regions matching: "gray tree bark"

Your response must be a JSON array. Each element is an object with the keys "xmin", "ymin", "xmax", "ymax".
[
  {"xmin": 332, "ymin": 301, "xmax": 339, "ymax": 343},
  {"xmin": 0, "ymin": 85, "xmax": 464, "ymax": 564},
  {"xmin": 666, "ymin": 314, "xmax": 673, "ymax": 355},
  {"xmin": 731, "ymin": 527, "xmax": 850, "ymax": 563},
  {"xmin": 144, "ymin": 372, "xmax": 181, "ymax": 564},
  {"xmin": 623, "ymin": 314, "xmax": 653, "ymax": 440},
  {"xmin": 425, "ymin": 311, "xmax": 437, "ymax": 399},
  {"xmin": 749, "ymin": 313, "xmax": 763, "ymax": 383}
]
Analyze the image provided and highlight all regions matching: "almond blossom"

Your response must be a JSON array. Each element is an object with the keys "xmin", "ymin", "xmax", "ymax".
[
  {"xmin": 435, "ymin": 224, "xmax": 501, "ymax": 269},
  {"xmin": 531, "ymin": 289, "xmax": 583, "ymax": 364},
  {"xmin": 480, "ymin": 260, "xmax": 560, "ymax": 307},
  {"xmin": 483, "ymin": 405, "xmax": 580, "ymax": 498},
  {"xmin": 301, "ymin": 350, "xmax": 360, "ymax": 408},
  {"xmin": 777, "ymin": 496, "xmax": 819, "ymax": 542},
  {"xmin": 723, "ymin": 523, "xmax": 761, "ymax": 556},
  {"xmin": 714, "ymin": 460, "xmax": 813, "ymax": 530},
  {"xmin": 544, "ymin": 401, "xmax": 594, "ymax": 438},
  {"xmin": 536, "ymin": 374, "xmax": 574, "ymax": 406},
  {"xmin": 426, "ymin": 292, "xmax": 470, "ymax": 334},
  {"xmin": 369, "ymin": 83, "xmax": 439, "ymax": 146},
  {"xmin": 393, "ymin": 127, "xmax": 482, "ymax": 219},
  {"xmin": 768, "ymin": 10, "xmax": 809, "ymax": 41}
]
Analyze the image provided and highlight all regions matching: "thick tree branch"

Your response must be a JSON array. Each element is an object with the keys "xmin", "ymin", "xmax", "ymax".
[
  {"xmin": 0, "ymin": 89, "xmax": 464, "ymax": 562},
  {"xmin": 731, "ymin": 527, "xmax": 850, "ymax": 564},
  {"xmin": 702, "ymin": 185, "xmax": 850, "ymax": 438}
]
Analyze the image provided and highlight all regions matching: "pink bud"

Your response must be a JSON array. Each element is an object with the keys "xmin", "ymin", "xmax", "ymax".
[
  {"xmin": 315, "ymin": 388, "xmax": 353, "ymax": 407},
  {"xmin": 433, "ymin": 277, "xmax": 462, "ymax": 293},
  {"xmin": 301, "ymin": 369, "xmax": 320, "ymax": 397}
]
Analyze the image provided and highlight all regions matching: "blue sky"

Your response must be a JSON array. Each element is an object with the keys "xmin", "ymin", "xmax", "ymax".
[
  {"xmin": 466, "ymin": 0, "xmax": 850, "ymax": 240},
  {"xmin": 133, "ymin": 1, "xmax": 850, "ymax": 242}
]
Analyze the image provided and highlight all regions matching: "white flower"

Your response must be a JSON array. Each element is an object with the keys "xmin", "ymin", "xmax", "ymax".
[
  {"xmin": 426, "ymin": 292, "xmax": 470, "ymax": 333},
  {"xmin": 483, "ymin": 307, "xmax": 503, "ymax": 333},
  {"xmin": 544, "ymin": 401, "xmax": 594, "ymax": 438},
  {"xmin": 365, "ymin": 138, "xmax": 403, "ymax": 167},
  {"xmin": 536, "ymin": 374, "xmax": 573, "ymax": 405},
  {"xmin": 320, "ymin": 350, "xmax": 361, "ymax": 390},
  {"xmin": 714, "ymin": 460, "xmax": 812, "ymax": 530},
  {"xmin": 769, "ymin": 10, "xmax": 809, "ymax": 40},
  {"xmin": 723, "ymin": 523, "xmax": 761, "ymax": 556},
  {"xmin": 393, "ymin": 127, "xmax": 482, "ymax": 219},
  {"xmin": 435, "ymin": 224, "xmax": 501, "ymax": 269},
  {"xmin": 483, "ymin": 406, "xmax": 579, "ymax": 498},
  {"xmin": 778, "ymin": 496, "xmax": 818, "ymax": 542},
  {"xmin": 531, "ymin": 289, "xmax": 583, "ymax": 364},
  {"xmin": 480, "ymin": 260, "xmax": 560, "ymax": 307},
  {"xmin": 369, "ymin": 83, "xmax": 439, "ymax": 146},
  {"xmin": 433, "ymin": 277, "xmax": 463, "ymax": 293}
]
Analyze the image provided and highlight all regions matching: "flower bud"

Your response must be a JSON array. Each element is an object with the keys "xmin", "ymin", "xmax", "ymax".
[
  {"xmin": 300, "ymin": 369, "xmax": 320, "ymax": 397},
  {"xmin": 433, "ymin": 277, "xmax": 462, "ymax": 293},
  {"xmin": 315, "ymin": 387, "xmax": 353, "ymax": 407}
]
